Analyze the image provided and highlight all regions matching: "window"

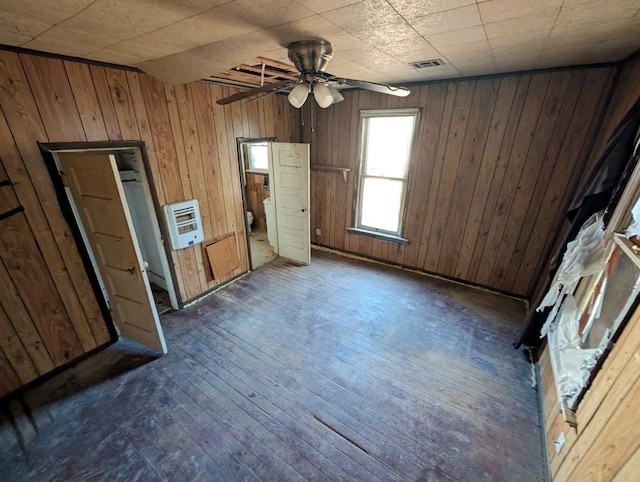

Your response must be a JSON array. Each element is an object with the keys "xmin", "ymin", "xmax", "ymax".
[
  {"xmin": 244, "ymin": 142, "xmax": 268, "ymax": 173},
  {"xmin": 355, "ymin": 109, "xmax": 419, "ymax": 238}
]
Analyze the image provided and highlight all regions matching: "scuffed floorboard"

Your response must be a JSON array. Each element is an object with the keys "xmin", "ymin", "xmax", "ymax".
[{"xmin": 0, "ymin": 251, "xmax": 546, "ymax": 481}]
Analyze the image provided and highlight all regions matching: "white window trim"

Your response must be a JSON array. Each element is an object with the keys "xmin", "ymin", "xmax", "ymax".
[
  {"xmin": 354, "ymin": 108, "xmax": 420, "ymax": 240},
  {"xmin": 244, "ymin": 142, "xmax": 269, "ymax": 174}
]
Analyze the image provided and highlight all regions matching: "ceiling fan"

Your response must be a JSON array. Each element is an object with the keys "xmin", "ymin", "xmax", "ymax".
[{"xmin": 215, "ymin": 39, "xmax": 410, "ymax": 108}]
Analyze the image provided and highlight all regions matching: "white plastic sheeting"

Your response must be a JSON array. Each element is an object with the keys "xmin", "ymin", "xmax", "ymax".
[
  {"xmin": 625, "ymin": 196, "xmax": 640, "ymax": 238},
  {"xmin": 538, "ymin": 213, "xmax": 608, "ymax": 406},
  {"xmin": 547, "ymin": 295, "xmax": 605, "ymax": 405},
  {"xmin": 539, "ymin": 214, "xmax": 607, "ymax": 337}
]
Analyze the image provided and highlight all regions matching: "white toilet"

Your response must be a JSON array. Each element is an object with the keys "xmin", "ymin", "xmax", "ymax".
[{"xmin": 246, "ymin": 211, "xmax": 254, "ymax": 234}]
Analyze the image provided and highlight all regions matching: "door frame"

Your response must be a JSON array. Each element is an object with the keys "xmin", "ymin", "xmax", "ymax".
[
  {"xmin": 235, "ymin": 136, "xmax": 276, "ymax": 271},
  {"xmin": 39, "ymin": 141, "xmax": 182, "ymax": 339}
]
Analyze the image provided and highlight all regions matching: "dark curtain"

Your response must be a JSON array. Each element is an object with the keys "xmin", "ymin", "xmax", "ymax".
[{"xmin": 514, "ymin": 98, "xmax": 640, "ymax": 349}]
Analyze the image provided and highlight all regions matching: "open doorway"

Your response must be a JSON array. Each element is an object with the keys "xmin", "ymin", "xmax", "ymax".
[
  {"xmin": 41, "ymin": 142, "xmax": 177, "ymax": 354},
  {"xmin": 237, "ymin": 137, "xmax": 278, "ymax": 270},
  {"xmin": 115, "ymin": 151, "xmax": 175, "ymax": 314}
]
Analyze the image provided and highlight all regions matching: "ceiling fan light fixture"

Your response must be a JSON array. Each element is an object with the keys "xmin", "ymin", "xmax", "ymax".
[
  {"xmin": 313, "ymin": 82, "xmax": 334, "ymax": 108},
  {"xmin": 288, "ymin": 83, "xmax": 309, "ymax": 108},
  {"xmin": 328, "ymin": 85, "xmax": 344, "ymax": 105}
]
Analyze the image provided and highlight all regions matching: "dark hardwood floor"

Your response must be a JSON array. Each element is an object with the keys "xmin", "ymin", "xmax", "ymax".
[{"xmin": 0, "ymin": 251, "xmax": 546, "ymax": 481}]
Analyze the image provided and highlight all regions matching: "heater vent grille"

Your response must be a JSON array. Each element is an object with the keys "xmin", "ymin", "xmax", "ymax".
[
  {"xmin": 409, "ymin": 59, "xmax": 445, "ymax": 69},
  {"xmin": 164, "ymin": 200, "xmax": 203, "ymax": 250}
]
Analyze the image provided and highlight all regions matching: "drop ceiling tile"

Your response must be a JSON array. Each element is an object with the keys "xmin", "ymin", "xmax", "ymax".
[
  {"xmin": 57, "ymin": 0, "xmax": 228, "ymax": 42},
  {"xmin": 426, "ymin": 25, "xmax": 487, "ymax": 48},
  {"xmin": 339, "ymin": 47, "xmax": 380, "ymax": 62},
  {"xmin": 388, "ymin": 0, "xmax": 476, "ymax": 20},
  {"xmin": 0, "ymin": 10, "xmax": 51, "ymax": 45},
  {"xmin": 445, "ymin": 50, "xmax": 496, "ymax": 74},
  {"xmin": 353, "ymin": 57, "xmax": 409, "ymax": 72},
  {"xmin": 436, "ymin": 39, "xmax": 491, "ymax": 56},
  {"xmin": 86, "ymin": 49, "xmax": 148, "ymax": 65},
  {"xmin": 351, "ymin": 18, "xmax": 418, "ymax": 47},
  {"xmin": 22, "ymin": 36, "xmax": 97, "ymax": 57},
  {"xmin": 343, "ymin": 48, "xmax": 402, "ymax": 69},
  {"xmin": 593, "ymin": 33, "xmax": 640, "ymax": 56},
  {"xmin": 25, "ymin": 27, "xmax": 117, "ymax": 54},
  {"xmin": 325, "ymin": 33, "xmax": 367, "ymax": 52},
  {"xmin": 444, "ymin": 50, "xmax": 495, "ymax": 64},
  {"xmin": 266, "ymin": 15, "xmax": 346, "ymax": 47},
  {"xmin": 107, "ymin": 1, "xmax": 323, "ymax": 63},
  {"xmin": 546, "ymin": 25, "xmax": 614, "ymax": 50},
  {"xmin": 105, "ymin": 40, "xmax": 180, "ymax": 62},
  {"xmin": 493, "ymin": 54, "xmax": 541, "ymax": 72},
  {"xmin": 137, "ymin": 29, "xmax": 287, "ymax": 84},
  {"xmin": 323, "ymin": 61, "xmax": 373, "ymax": 77},
  {"xmin": 0, "ymin": 0, "xmax": 95, "ymax": 25},
  {"xmin": 484, "ymin": 14, "xmax": 556, "ymax": 40},
  {"xmin": 555, "ymin": 0, "xmax": 639, "ymax": 28},
  {"xmin": 390, "ymin": 43, "xmax": 442, "ymax": 63},
  {"xmin": 261, "ymin": 46, "xmax": 291, "ymax": 62},
  {"xmin": 320, "ymin": 0, "xmax": 403, "ymax": 32},
  {"xmin": 409, "ymin": 4, "xmax": 482, "ymax": 36},
  {"xmin": 538, "ymin": 45, "xmax": 614, "ymax": 67},
  {"xmin": 478, "ymin": 0, "xmax": 562, "ymax": 24},
  {"xmin": 456, "ymin": 64, "xmax": 498, "ymax": 75},
  {"xmin": 363, "ymin": 67, "xmax": 415, "ymax": 82},
  {"xmin": 488, "ymin": 35, "xmax": 548, "ymax": 52},
  {"xmin": 213, "ymin": 0, "xmax": 316, "ymax": 30},
  {"xmin": 108, "ymin": 7, "xmax": 266, "ymax": 59},
  {"xmin": 295, "ymin": 0, "xmax": 362, "ymax": 14}
]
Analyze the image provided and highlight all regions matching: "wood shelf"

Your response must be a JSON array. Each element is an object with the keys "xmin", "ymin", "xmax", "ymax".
[{"xmin": 310, "ymin": 165, "xmax": 351, "ymax": 182}]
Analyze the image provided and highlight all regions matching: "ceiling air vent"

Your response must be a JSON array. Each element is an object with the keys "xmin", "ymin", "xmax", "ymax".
[{"xmin": 410, "ymin": 59, "xmax": 445, "ymax": 69}]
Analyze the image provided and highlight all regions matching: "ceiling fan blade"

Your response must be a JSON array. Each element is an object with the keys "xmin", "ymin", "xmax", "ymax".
[
  {"xmin": 215, "ymin": 79, "xmax": 298, "ymax": 105},
  {"xmin": 331, "ymin": 76, "xmax": 410, "ymax": 97}
]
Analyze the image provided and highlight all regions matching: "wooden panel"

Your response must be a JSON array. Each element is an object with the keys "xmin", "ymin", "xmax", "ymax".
[
  {"xmin": 205, "ymin": 234, "xmax": 241, "ymax": 280},
  {"xmin": 540, "ymin": 301, "xmax": 640, "ymax": 480},
  {"xmin": 0, "ymin": 52, "xmax": 103, "ymax": 356},
  {"xmin": 64, "ymin": 60, "xmax": 109, "ymax": 141},
  {"xmin": 0, "ymin": 47, "xmax": 298, "ymax": 393},
  {"xmin": 19, "ymin": 54, "xmax": 86, "ymax": 141},
  {"xmin": 0, "ymin": 213, "xmax": 83, "ymax": 365},
  {"xmin": 0, "ymin": 184, "xmax": 20, "ymax": 212},
  {"xmin": 0, "ymin": 302, "xmax": 38, "ymax": 384},
  {"xmin": 530, "ymin": 58, "xmax": 640, "ymax": 304},
  {"xmin": 0, "ymin": 256, "xmax": 54, "ymax": 375},
  {"xmin": 307, "ymin": 66, "xmax": 615, "ymax": 297},
  {"xmin": 0, "ymin": 346, "xmax": 21, "ymax": 397}
]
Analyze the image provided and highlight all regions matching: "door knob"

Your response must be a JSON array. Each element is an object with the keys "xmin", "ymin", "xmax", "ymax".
[{"xmin": 301, "ymin": 208, "xmax": 307, "ymax": 213}]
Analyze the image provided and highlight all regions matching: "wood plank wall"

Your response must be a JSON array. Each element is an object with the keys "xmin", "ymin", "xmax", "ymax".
[
  {"xmin": 304, "ymin": 67, "xmax": 616, "ymax": 298},
  {"xmin": 245, "ymin": 173, "xmax": 270, "ymax": 231},
  {"xmin": 539, "ymin": 55, "xmax": 640, "ymax": 481},
  {"xmin": 539, "ymin": 304, "xmax": 640, "ymax": 480},
  {"xmin": 0, "ymin": 49, "xmax": 297, "ymax": 396}
]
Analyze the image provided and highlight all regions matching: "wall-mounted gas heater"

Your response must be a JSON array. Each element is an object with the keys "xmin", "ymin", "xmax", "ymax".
[{"xmin": 164, "ymin": 200, "xmax": 203, "ymax": 250}]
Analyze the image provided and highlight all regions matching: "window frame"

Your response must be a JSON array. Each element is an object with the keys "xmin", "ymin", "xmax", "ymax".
[
  {"xmin": 243, "ymin": 141, "xmax": 270, "ymax": 174},
  {"xmin": 353, "ymin": 108, "xmax": 421, "ymax": 241}
]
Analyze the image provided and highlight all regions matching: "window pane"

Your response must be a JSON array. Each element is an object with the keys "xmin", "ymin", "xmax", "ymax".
[
  {"xmin": 364, "ymin": 116, "xmax": 415, "ymax": 178},
  {"xmin": 248, "ymin": 144, "xmax": 268, "ymax": 170},
  {"xmin": 360, "ymin": 177, "xmax": 403, "ymax": 233}
]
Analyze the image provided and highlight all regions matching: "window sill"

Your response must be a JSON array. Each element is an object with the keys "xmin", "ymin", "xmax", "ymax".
[{"xmin": 346, "ymin": 227, "xmax": 408, "ymax": 244}]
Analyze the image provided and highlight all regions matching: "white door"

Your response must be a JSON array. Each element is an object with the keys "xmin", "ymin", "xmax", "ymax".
[
  {"xmin": 58, "ymin": 152, "xmax": 168, "ymax": 354},
  {"xmin": 269, "ymin": 142, "xmax": 311, "ymax": 265}
]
